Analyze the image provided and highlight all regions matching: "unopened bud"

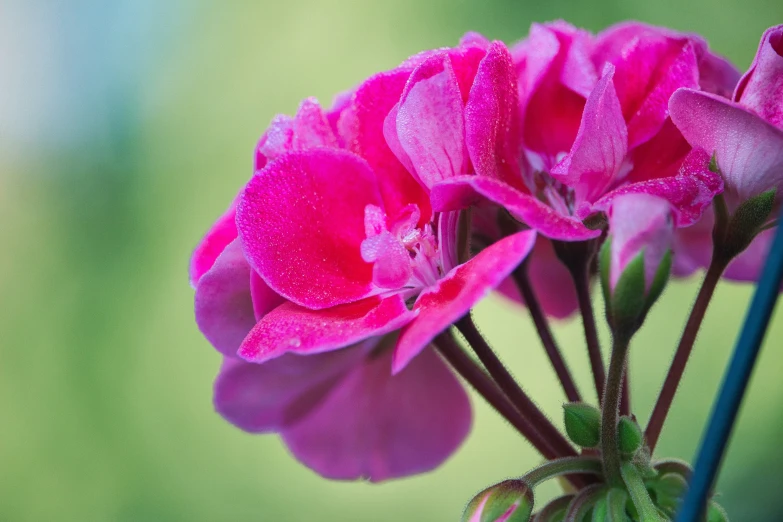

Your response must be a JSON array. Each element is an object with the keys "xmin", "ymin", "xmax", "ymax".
[{"xmin": 462, "ymin": 479, "xmax": 534, "ymax": 522}]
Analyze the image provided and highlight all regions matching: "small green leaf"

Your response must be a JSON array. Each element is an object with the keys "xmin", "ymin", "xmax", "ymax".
[
  {"xmin": 721, "ymin": 188, "xmax": 777, "ymax": 258},
  {"xmin": 599, "ymin": 237, "xmax": 612, "ymax": 319},
  {"xmin": 707, "ymin": 501, "xmax": 730, "ymax": 522},
  {"xmin": 534, "ymin": 495, "xmax": 572, "ymax": 522},
  {"xmin": 643, "ymin": 249, "xmax": 671, "ymax": 315},
  {"xmin": 563, "ymin": 402, "xmax": 602, "ymax": 448},
  {"xmin": 618, "ymin": 416, "xmax": 643, "ymax": 455},
  {"xmin": 592, "ymin": 496, "xmax": 608, "ymax": 522}
]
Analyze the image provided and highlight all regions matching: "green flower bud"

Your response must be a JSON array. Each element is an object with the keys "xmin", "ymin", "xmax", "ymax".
[
  {"xmin": 563, "ymin": 402, "xmax": 601, "ymax": 448},
  {"xmin": 618, "ymin": 416, "xmax": 643, "ymax": 455},
  {"xmin": 462, "ymin": 479, "xmax": 534, "ymax": 522}
]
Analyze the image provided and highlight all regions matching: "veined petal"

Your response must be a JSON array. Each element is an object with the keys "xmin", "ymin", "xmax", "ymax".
[
  {"xmin": 238, "ymin": 295, "xmax": 415, "ymax": 364},
  {"xmin": 282, "ymin": 346, "xmax": 471, "ymax": 482},
  {"xmin": 431, "ymin": 175, "xmax": 599, "ymax": 241},
  {"xmin": 195, "ymin": 239, "xmax": 256, "ymax": 357},
  {"xmin": 669, "ymin": 89, "xmax": 783, "ymax": 208},
  {"xmin": 465, "ymin": 41, "xmax": 524, "ymax": 190},
  {"xmin": 237, "ymin": 149, "xmax": 383, "ymax": 309},
  {"xmin": 345, "ymin": 69, "xmax": 432, "ymax": 223},
  {"xmin": 551, "ymin": 64, "xmax": 628, "ymax": 204},
  {"xmin": 396, "ymin": 54, "xmax": 468, "ymax": 189},
  {"xmin": 393, "ymin": 230, "xmax": 537, "ymax": 372}
]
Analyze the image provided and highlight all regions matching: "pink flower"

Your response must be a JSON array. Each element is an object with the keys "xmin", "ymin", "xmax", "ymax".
[
  {"xmin": 430, "ymin": 22, "xmax": 726, "ymax": 247},
  {"xmin": 669, "ymin": 25, "xmax": 783, "ymax": 281},
  {"xmin": 607, "ymin": 193, "xmax": 674, "ymax": 293},
  {"xmin": 191, "ymin": 95, "xmax": 473, "ymax": 481},
  {"xmin": 237, "ymin": 36, "xmax": 537, "ymax": 374}
]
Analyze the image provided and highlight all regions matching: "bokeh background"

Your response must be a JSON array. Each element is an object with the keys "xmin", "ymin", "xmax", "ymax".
[{"xmin": 2, "ymin": 1, "xmax": 782, "ymax": 520}]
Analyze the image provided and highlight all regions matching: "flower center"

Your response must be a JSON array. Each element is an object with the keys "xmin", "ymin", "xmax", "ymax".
[{"xmin": 360, "ymin": 204, "xmax": 455, "ymax": 294}]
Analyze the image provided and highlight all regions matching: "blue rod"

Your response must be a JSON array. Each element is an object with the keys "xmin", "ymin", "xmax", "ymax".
[{"xmin": 676, "ymin": 220, "xmax": 783, "ymax": 521}]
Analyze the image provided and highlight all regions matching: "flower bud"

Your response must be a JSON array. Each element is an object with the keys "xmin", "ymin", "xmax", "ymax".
[
  {"xmin": 563, "ymin": 402, "xmax": 601, "ymax": 448},
  {"xmin": 600, "ymin": 193, "xmax": 674, "ymax": 336},
  {"xmin": 618, "ymin": 416, "xmax": 643, "ymax": 455},
  {"xmin": 462, "ymin": 479, "xmax": 534, "ymax": 522}
]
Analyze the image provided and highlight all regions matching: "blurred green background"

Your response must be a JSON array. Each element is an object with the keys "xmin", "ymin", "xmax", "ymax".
[{"xmin": 1, "ymin": 1, "xmax": 782, "ymax": 520}]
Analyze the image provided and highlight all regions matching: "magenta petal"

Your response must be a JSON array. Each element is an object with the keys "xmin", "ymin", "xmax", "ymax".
[
  {"xmin": 735, "ymin": 26, "xmax": 783, "ymax": 129},
  {"xmin": 291, "ymin": 98, "xmax": 339, "ymax": 150},
  {"xmin": 396, "ymin": 55, "xmax": 467, "ymax": 189},
  {"xmin": 465, "ymin": 41, "xmax": 523, "ymax": 189},
  {"xmin": 282, "ymin": 346, "xmax": 471, "ymax": 482},
  {"xmin": 346, "ymin": 70, "xmax": 432, "ymax": 222},
  {"xmin": 238, "ymin": 149, "xmax": 382, "ymax": 309},
  {"xmin": 551, "ymin": 64, "xmax": 628, "ymax": 204},
  {"xmin": 520, "ymin": 238, "xmax": 578, "ymax": 319},
  {"xmin": 669, "ymin": 89, "xmax": 783, "ymax": 206},
  {"xmin": 214, "ymin": 346, "xmax": 366, "ymax": 433},
  {"xmin": 723, "ymin": 228, "xmax": 778, "ymax": 282},
  {"xmin": 195, "ymin": 239, "xmax": 256, "ymax": 357},
  {"xmin": 431, "ymin": 175, "xmax": 599, "ymax": 241},
  {"xmin": 238, "ymin": 295, "xmax": 415, "ymax": 363},
  {"xmin": 189, "ymin": 201, "xmax": 238, "ymax": 287},
  {"xmin": 250, "ymin": 270, "xmax": 286, "ymax": 322},
  {"xmin": 393, "ymin": 230, "xmax": 537, "ymax": 372},
  {"xmin": 589, "ymin": 148, "xmax": 722, "ymax": 227}
]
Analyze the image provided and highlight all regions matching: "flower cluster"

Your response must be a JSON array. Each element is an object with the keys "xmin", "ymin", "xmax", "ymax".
[{"xmin": 190, "ymin": 21, "xmax": 783, "ymax": 521}]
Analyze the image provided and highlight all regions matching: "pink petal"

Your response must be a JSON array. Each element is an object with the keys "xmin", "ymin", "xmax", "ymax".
[
  {"xmin": 608, "ymin": 194, "xmax": 674, "ymax": 291},
  {"xmin": 189, "ymin": 201, "xmax": 238, "ymax": 287},
  {"xmin": 551, "ymin": 64, "xmax": 628, "ymax": 204},
  {"xmin": 671, "ymin": 209, "xmax": 714, "ymax": 277},
  {"xmin": 625, "ymin": 118, "xmax": 691, "ymax": 185},
  {"xmin": 589, "ymin": 148, "xmax": 722, "ymax": 227},
  {"xmin": 250, "ymin": 270, "xmax": 286, "ymax": 321},
  {"xmin": 396, "ymin": 54, "xmax": 468, "ymax": 189},
  {"xmin": 594, "ymin": 23, "xmax": 701, "ymax": 148},
  {"xmin": 256, "ymin": 115, "xmax": 294, "ymax": 169},
  {"xmin": 393, "ymin": 230, "xmax": 537, "ymax": 372},
  {"xmin": 723, "ymin": 227, "xmax": 779, "ymax": 282},
  {"xmin": 465, "ymin": 41, "xmax": 525, "ymax": 190},
  {"xmin": 282, "ymin": 346, "xmax": 471, "ymax": 482},
  {"xmin": 496, "ymin": 238, "xmax": 579, "ymax": 319},
  {"xmin": 238, "ymin": 295, "xmax": 415, "ymax": 364},
  {"xmin": 669, "ymin": 89, "xmax": 783, "ymax": 207},
  {"xmin": 237, "ymin": 149, "xmax": 382, "ymax": 309},
  {"xmin": 291, "ymin": 97, "xmax": 339, "ymax": 150},
  {"xmin": 345, "ymin": 70, "xmax": 432, "ymax": 223},
  {"xmin": 431, "ymin": 175, "xmax": 599, "ymax": 241},
  {"xmin": 697, "ymin": 51, "xmax": 741, "ymax": 99},
  {"xmin": 213, "ymin": 345, "xmax": 368, "ymax": 433},
  {"xmin": 734, "ymin": 25, "xmax": 783, "ymax": 129},
  {"xmin": 194, "ymin": 239, "xmax": 256, "ymax": 357},
  {"xmin": 515, "ymin": 22, "xmax": 595, "ymax": 163}
]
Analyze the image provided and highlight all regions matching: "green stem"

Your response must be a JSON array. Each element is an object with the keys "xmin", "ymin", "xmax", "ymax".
[
  {"xmin": 455, "ymin": 315, "xmax": 578, "ymax": 459},
  {"xmin": 433, "ymin": 332, "xmax": 561, "ymax": 461},
  {"xmin": 621, "ymin": 462, "xmax": 663, "ymax": 522},
  {"xmin": 522, "ymin": 456, "xmax": 604, "ymax": 487},
  {"xmin": 601, "ymin": 333, "xmax": 631, "ymax": 487},
  {"xmin": 644, "ymin": 255, "xmax": 729, "ymax": 452},
  {"xmin": 574, "ymin": 258, "xmax": 606, "ymax": 403},
  {"xmin": 513, "ymin": 262, "xmax": 582, "ymax": 403}
]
